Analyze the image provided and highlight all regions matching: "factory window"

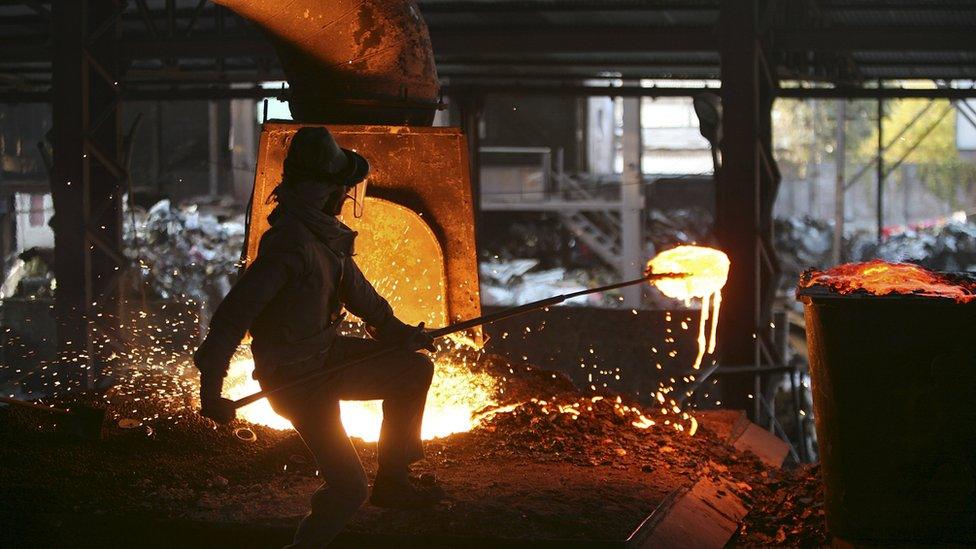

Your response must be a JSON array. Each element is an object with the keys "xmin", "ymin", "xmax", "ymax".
[{"xmin": 29, "ymin": 194, "xmax": 45, "ymax": 226}]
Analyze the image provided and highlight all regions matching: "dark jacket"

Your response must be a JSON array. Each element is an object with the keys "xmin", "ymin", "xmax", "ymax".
[{"xmin": 194, "ymin": 214, "xmax": 408, "ymax": 384}]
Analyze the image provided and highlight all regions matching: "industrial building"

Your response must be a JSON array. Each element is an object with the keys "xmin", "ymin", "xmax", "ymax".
[{"xmin": 2, "ymin": 1, "xmax": 975, "ymax": 547}]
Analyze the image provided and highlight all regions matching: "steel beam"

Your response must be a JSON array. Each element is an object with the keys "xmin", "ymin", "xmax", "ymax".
[
  {"xmin": 111, "ymin": 28, "xmax": 976, "ymax": 58},
  {"xmin": 436, "ymin": 58, "xmax": 719, "ymax": 69},
  {"xmin": 430, "ymin": 27, "xmax": 718, "ymax": 55},
  {"xmin": 457, "ymin": 93, "xmax": 484, "ymax": 247},
  {"xmin": 619, "ymin": 95, "xmax": 644, "ymax": 309},
  {"xmin": 876, "ymin": 92, "xmax": 884, "ymax": 242},
  {"xmin": 818, "ymin": 1, "xmax": 976, "ymax": 9},
  {"xmin": 439, "ymin": 69, "xmax": 717, "ymax": 81},
  {"xmin": 10, "ymin": 84, "xmax": 976, "ymax": 106},
  {"xmin": 833, "ymin": 100, "xmax": 846, "ymax": 264},
  {"xmin": 0, "ymin": 86, "xmax": 279, "ymax": 103},
  {"xmin": 122, "ymin": 37, "xmax": 275, "ymax": 60},
  {"xmin": 445, "ymin": 84, "xmax": 976, "ymax": 100},
  {"xmin": 9, "ymin": 82, "xmax": 976, "ymax": 105},
  {"xmin": 207, "ymin": 100, "xmax": 219, "ymax": 196},
  {"xmin": 778, "ymin": 87, "xmax": 976, "ymax": 100},
  {"xmin": 50, "ymin": 0, "xmax": 124, "ymax": 391},
  {"xmin": 716, "ymin": 0, "xmax": 780, "ymax": 419},
  {"xmin": 112, "ymin": 27, "xmax": 719, "ymax": 60},
  {"xmin": 443, "ymin": 84, "xmax": 720, "ymax": 98},
  {"xmin": 419, "ymin": 1, "xmax": 720, "ymax": 13},
  {"xmin": 775, "ymin": 28, "xmax": 976, "ymax": 52},
  {"xmin": 6, "ymin": 20, "xmax": 976, "ymax": 88},
  {"xmin": 481, "ymin": 200, "xmax": 624, "ymax": 211}
]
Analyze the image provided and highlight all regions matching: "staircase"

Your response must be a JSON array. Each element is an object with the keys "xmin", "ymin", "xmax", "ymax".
[{"xmin": 554, "ymin": 172, "xmax": 624, "ymax": 269}]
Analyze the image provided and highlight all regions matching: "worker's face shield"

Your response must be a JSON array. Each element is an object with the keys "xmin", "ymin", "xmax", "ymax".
[{"xmin": 345, "ymin": 178, "xmax": 368, "ymax": 218}]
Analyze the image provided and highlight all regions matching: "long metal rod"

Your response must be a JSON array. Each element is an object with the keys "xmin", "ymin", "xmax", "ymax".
[
  {"xmin": 232, "ymin": 272, "xmax": 684, "ymax": 409},
  {"xmin": 953, "ymin": 95, "xmax": 976, "ymax": 130}
]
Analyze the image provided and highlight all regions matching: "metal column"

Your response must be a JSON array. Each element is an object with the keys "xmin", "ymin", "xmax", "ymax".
[
  {"xmin": 876, "ymin": 90, "xmax": 885, "ymax": 242},
  {"xmin": 716, "ymin": 0, "xmax": 782, "ymax": 417},
  {"xmin": 208, "ymin": 100, "xmax": 220, "ymax": 197},
  {"xmin": 833, "ymin": 100, "xmax": 846, "ymax": 264},
  {"xmin": 50, "ymin": 0, "xmax": 125, "ymax": 391},
  {"xmin": 458, "ymin": 94, "xmax": 485, "ymax": 244},
  {"xmin": 620, "ymin": 96, "xmax": 644, "ymax": 308}
]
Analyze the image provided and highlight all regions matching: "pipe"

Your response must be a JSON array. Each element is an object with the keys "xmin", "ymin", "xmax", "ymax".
[{"xmin": 214, "ymin": 0, "xmax": 440, "ymax": 125}]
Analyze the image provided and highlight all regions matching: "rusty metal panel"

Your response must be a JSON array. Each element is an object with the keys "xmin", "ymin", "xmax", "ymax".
[
  {"xmin": 247, "ymin": 123, "xmax": 481, "ymax": 340},
  {"xmin": 214, "ymin": 0, "xmax": 438, "ymax": 124}
]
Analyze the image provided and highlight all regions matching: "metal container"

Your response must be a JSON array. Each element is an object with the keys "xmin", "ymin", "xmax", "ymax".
[
  {"xmin": 214, "ymin": 0, "xmax": 439, "ymax": 125},
  {"xmin": 799, "ymin": 287, "xmax": 976, "ymax": 543},
  {"xmin": 247, "ymin": 123, "xmax": 482, "ymax": 341}
]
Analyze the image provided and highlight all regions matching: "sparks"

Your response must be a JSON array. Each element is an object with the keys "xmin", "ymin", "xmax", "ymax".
[{"xmin": 223, "ymin": 345, "xmax": 499, "ymax": 441}]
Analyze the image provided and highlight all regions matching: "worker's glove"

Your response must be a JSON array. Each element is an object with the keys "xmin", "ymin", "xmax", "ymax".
[
  {"xmin": 201, "ymin": 396, "xmax": 237, "ymax": 425},
  {"xmin": 198, "ymin": 371, "xmax": 236, "ymax": 424},
  {"xmin": 369, "ymin": 318, "xmax": 436, "ymax": 352},
  {"xmin": 400, "ymin": 322, "xmax": 436, "ymax": 353}
]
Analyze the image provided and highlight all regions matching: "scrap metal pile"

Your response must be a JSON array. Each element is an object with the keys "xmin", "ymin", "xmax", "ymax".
[
  {"xmin": 472, "ymin": 354, "xmax": 704, "ymax": 465},
  {"xmin": 775, "ymin": 216, "xmax": 976, "ymax": 293},
  {"xmin": 123, "ymin": 199, "xmax": 247, "ymax": 308},
  {"xmin": 868, "ymin": 220, "xmax": 976, "ymax": 271},
  {"xmin": 734, "ymin": 464, "xmax": 827, "ymax": 546},
  {"xmin": 774, "ymin": 216, "xmax": 835, "ymax": 293},
  {"xmin": 646, "ymin": 207, "xmax": 716, "ymax": 253},
  {"xmin": 479, "ymin": 260, "xmax": 597, "ymax": 307},
  {"xmin": 0, "ymin": 342, "xmax": 827, "ymax": 545},
  {"xmin": 0, "ymin": 199, "xmax": 246, "ymax": 306}
]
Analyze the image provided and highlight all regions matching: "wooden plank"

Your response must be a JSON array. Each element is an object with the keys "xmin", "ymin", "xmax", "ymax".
[
  {"xmin": 733, "ymin": 423, "xmax": 790, "ymax": 468},
  {"xmin": 696, "ymin": 409, "xmax": 788, "ymax": 469}
]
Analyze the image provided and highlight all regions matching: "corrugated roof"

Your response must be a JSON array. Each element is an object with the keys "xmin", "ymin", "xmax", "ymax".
[{"xmin": 825, "ymin": 6, "xmax": 976, "ymax": 27}]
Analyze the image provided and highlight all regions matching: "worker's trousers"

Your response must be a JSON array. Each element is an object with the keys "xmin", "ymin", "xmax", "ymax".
[{"xmin": 265, "ymin": 336, "xmax": 434, "ymax": 549}]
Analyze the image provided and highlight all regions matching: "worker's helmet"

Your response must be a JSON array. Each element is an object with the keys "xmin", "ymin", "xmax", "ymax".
[{"xmin": 283, "ymin": 127, "xmax": 369, "ymax": 217}]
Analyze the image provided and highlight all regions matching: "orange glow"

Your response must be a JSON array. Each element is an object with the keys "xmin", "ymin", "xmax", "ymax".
[
  {"xmin": 340, "ymin": 198, "xmax": 449, "ymax": 328},
  {"xmin": 224, "ymin": 195, "xmax": 494, "ymax": 439},
  {"xmin": 801, "ymin": 260, "xmax": 976, "ymax": 303},
  {"xmin": 647, "ymin": 246, "xmax": 730, "ymax": 370},
  {"xmin": 223, "ymin": 346, "xmax": 499, "ymax": 440}
]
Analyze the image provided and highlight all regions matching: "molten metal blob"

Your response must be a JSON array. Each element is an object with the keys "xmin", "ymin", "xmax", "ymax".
[
  {"xmin": 800, "ymin": 260, "xmax": 976, "ymax": 303},
  {"xmin": 647, "ymin": 246, "xmax": 731, "ymax": 369},
  {"xmin": 222, "ymin": 348, "xmax": 499, "ymax": 441}
]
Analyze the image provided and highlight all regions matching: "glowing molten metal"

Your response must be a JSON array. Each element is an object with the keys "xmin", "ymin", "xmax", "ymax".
[
  {"xmin": 647, "ymin": 245, "xmax": 730, "ymax": 369},
  {"xmin": 800, "ymin": 260, "xmax": 976, "ymax": 303},
  {"xmin": 223, "ymin": 348, "xmax": 498, "ymax": 441}
]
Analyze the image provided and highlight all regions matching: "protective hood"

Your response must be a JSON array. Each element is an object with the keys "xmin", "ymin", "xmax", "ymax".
[{"xmin": 268, "ymin": 185, "xmax": 357, "ymax": 257}]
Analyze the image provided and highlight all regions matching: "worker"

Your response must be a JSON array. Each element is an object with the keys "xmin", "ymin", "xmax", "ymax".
[{"xmin": 193, "ymin": 127, "xmax": 442, "ymax": 548}]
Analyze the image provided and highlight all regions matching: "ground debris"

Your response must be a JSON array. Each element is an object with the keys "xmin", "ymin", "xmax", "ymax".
[
  {"xmin": 731, "ymin": 464, "xmax": 828, "ymax": 547},
  {"xmin": 0, "ymin": 352, "xmax": 826, "ymax": 544}
]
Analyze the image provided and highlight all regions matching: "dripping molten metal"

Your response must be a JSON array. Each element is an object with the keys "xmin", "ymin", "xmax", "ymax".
[{"xmin": 647, "ymin": 246, "xmax": 731, "ymax": 370}]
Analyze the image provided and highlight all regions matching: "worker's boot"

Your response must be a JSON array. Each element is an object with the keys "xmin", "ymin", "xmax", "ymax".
[{"xmin": 369, "ymin": 474, "xmax": 445, "ymax": 509}]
